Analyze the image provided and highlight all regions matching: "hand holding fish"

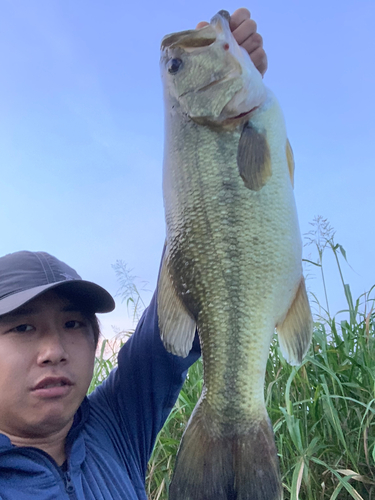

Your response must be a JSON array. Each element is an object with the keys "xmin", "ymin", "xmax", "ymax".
[{"xmin": 196, "ymin": 7, "xmax": 268, "ymax": 76}]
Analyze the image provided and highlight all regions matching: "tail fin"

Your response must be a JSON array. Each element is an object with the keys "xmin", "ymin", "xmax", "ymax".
[{"xmin": 169, "ymin": 400, "xmax": 283, "ymax": 500}]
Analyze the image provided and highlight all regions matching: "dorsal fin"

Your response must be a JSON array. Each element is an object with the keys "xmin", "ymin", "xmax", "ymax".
[{"xmin": 286, "ymin": 139, "xmax": 295, "ymax": 188}]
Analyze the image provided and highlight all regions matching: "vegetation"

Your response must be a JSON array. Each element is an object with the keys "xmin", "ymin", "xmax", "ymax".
[{"xmin": 90, "ymin": 217, "xmax": 375, "ymax": 499}]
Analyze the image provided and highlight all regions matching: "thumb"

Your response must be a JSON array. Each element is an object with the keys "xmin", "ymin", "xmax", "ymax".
[{"xmin": 195, "ymin": 21, "xmax": 209, "ymax": 29}]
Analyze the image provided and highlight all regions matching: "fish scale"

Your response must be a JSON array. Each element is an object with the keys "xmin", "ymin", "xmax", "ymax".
[{"xmin": 158, "ymin": 10, "xmax": 313, "ymax": 500}]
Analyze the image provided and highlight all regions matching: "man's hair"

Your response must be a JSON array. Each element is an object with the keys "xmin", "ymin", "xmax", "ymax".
[{"xmin": 86, "ymin": 312, "xmax": 101, "ymax": 348}]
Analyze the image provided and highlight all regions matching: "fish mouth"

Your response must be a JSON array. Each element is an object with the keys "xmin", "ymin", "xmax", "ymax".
[{"xmin": 229, "ymin": 106, "xmax": 259, "ymax": 120}]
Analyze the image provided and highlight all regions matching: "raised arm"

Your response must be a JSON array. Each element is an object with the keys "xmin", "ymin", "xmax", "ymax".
[{"xmin": 88, "ymin": 289, "xmax": 200, "ymax": 483}]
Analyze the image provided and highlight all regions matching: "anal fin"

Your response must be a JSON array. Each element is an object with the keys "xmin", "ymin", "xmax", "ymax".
[
  {"xmin": 157, "ymin": 254, "xmax": 196, "ymax": 358},
  {"xmin": 276, "ymin": 277, "xmax": 313, "ymax": 365}
]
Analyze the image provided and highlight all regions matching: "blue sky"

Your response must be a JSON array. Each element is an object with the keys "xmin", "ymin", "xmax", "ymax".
[{"xmin": 1, "ymin": 0, "xmax": 374, "ymax": 336}]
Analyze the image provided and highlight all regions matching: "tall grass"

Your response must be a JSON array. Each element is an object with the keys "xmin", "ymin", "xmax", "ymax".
[
  {"xmin": 88, "ymin": 338, "xmax": 123, "ymax": 395},
  {"xmin": 92, "ymin": 217, "xmax": 375, "ymax": 499}
]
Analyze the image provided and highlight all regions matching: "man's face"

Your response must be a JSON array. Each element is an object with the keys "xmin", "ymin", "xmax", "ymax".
[{"xmin": 0, "ymin": 290, "xmax": 96, "ymax": 439}]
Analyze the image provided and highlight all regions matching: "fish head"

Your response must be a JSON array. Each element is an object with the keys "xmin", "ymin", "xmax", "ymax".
[{"xmin": 160, "ymin": 10, "xmax": 267, "ymax": 126}]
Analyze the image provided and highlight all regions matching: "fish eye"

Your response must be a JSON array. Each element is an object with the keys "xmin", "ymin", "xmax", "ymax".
[{"xmin": 168, "ymin": 58, "xmax": 183, "ymax": 75}]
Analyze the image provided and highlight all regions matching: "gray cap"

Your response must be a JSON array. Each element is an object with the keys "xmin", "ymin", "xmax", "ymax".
[{"xmin": 0, "ymin": 251, "xmax": 115, "ymax": 316}]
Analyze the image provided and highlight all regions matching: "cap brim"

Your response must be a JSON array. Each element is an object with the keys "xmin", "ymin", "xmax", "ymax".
[{"xmin": 0, "ymin": 280, "xmax": 115, "ymax": 316}]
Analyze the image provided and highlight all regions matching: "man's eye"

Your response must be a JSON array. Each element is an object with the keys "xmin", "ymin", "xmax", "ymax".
[
  {"xmin": 12, "ymin": 324, "xmax": 33, "ymax": 333},
  {"xmin": 65, "ymin": 320, "xmax": 82, "ymax": 329}
]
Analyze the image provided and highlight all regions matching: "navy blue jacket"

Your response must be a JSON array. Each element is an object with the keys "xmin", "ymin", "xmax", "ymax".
[{"xmin": 0, "ymin": 291, "xmax": 200, "ymax": 499}]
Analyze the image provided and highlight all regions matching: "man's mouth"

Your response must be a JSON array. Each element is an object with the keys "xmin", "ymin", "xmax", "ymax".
[
  {"xmin": 31, "ymin": 377, "xmax": 74, "ymax": 399},
  {"xmin": 42, "ymin": 382, "xmax": 67, "ymax": 389},
  {"xmin": 32, "ymin": 377, "xmax": 73, "ymax": 391}
]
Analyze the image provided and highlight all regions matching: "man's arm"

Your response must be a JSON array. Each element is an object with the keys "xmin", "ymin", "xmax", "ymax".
[{"xmin": 87, "ymin": 289, "xmax": 200, "ymax": 482}]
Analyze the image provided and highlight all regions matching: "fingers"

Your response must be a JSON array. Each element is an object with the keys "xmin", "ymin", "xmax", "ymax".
[
  {"xmin": 196, "ymin": 21, "xmax": 209, "ymax": 29},
  {"xmin": 239, "ymin": 31, "xmax": 262, "ymax": 54},
  {"xmin": 239, "ymin": 30, "xmax": 268, "ymax": 75},
  {"xmin": 229, "ymin": 7, "xmax": 251, "ymax": 31},
  {"xmin": 230, "ymin": 8, "xmax": 268, "ymax": 76},
  {"xmin": 195, "ymin": 8, "xmax": 268, "ymax": 76},
  {"xmin": 195, "ymin": 7, "xmax": 251, "ymax": 31},
  {"xmin": 247, "ymin": 46, "xmax": 268, "ymax": 76},
  {"xmin": 231, "ymin": 18, "xmax": 258, "ymax": 46}
]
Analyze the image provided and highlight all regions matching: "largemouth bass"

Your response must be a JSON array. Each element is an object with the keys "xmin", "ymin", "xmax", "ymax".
[{"xmin": 158, "ymin": 10, "xmax": 313, "ymax": 500}]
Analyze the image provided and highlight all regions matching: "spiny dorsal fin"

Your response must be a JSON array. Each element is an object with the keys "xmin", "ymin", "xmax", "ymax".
[
  {"xmin": 237, "ymin": 122, "xmax": 272, "ymax": 191},
  {"xmin": 286, "ymin": 139, "xmax": 295, "ymax": 188},
  {"xmin": 157, "ymin": 253, "xmax": 196, "ymax": 358},
  {"xmin": 276, "ymin": 277, "xmax": 313, "ymax": 365}
]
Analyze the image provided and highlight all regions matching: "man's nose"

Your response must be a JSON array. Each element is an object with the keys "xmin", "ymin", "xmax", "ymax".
[{"xmin": 37, "ymin": 329, "xmax": 69, "ymax": 365}]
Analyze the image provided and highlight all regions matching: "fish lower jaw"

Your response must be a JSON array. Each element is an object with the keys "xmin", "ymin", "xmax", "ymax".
[
  {"xmin": 205, "ymin": 104, "xmax": 261, "ymax": 129},
  {"xmin": 190, "ymin": 108, "xmax": 256, "ymax": 130},
  {"xmin": 221, "ymin": 105, "xmax": 259, "ymax": 126}
]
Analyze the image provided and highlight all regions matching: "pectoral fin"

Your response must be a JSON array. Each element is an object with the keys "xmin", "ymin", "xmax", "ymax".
[
  {"xmin": 276, "ymin": 277, "xmax": 313, "ymax": 365},
  {"xmin": 237, "ymin": 123, "xmax": 272, "ymax": 191},
  {"xmin": 286, "ymin": 139, "xmax": 295, "ymax": 188},
  {"xmin": 157, "ymin": 254, "xmax": 196, "ymax": 358}
]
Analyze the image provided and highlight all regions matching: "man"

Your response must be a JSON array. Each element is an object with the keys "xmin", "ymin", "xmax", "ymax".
[{"xmin": 0, "ymin": 9, "xmax": 267, "ymax": 499}]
